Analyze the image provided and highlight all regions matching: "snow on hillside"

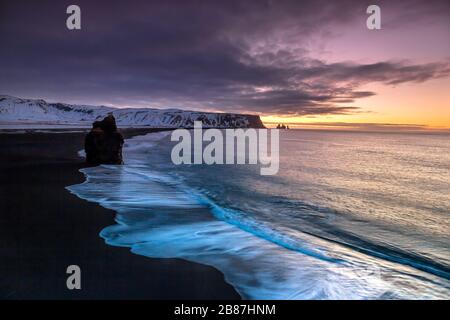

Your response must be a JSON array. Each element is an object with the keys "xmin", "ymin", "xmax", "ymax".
[{"xmin": 0, "ymin": 95, "xmax": 264, "ymax": 129}]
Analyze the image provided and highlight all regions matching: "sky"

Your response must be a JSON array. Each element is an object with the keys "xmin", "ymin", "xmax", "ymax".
[{"xmin": 0, "ymin": 0, "xmax": 449, "ymax": 130}]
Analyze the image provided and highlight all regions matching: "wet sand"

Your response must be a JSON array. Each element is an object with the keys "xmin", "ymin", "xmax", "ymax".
[{"xmin": 0, "ymin": 129, "xmax": 240, "ymax": 299}]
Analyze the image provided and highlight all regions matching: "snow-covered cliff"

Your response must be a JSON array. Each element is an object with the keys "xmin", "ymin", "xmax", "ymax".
[{"xmin": 0, "ymin": 95, "xmax": 264, "ymax": 128}]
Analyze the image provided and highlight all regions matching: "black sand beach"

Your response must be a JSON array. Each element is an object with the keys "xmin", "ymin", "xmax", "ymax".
[{"xmin": 0, "ymin": 129, "xmax": 240, "ymax": 299}]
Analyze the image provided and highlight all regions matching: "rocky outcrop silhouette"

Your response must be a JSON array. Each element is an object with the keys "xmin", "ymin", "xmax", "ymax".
[
  {"xmin": 276, "ymin": 123, "xmax": 289, "ymax": 129},
  {"xmin": 85, "ymin": 114, "xmax": 124, "ymax": 165}
]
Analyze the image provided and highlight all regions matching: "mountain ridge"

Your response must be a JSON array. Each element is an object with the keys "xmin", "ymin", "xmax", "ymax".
[{"xmin": 0, "ymin": 95, "xmax": 265, "ymax": 128}]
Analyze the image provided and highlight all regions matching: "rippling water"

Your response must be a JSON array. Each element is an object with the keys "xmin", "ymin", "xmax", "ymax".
[{"xmin": 68, "ymin": 130, "xmax": 450, "ymax": 299}]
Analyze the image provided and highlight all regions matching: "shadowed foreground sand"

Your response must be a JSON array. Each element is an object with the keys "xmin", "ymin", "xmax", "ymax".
[{"xmin": 0, "ymin": 129, "xmax": 240, "ymax": 299}]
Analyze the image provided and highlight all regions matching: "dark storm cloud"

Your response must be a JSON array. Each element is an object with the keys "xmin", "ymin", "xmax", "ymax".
[{"xmin": 0, "ymin": 0, "xmax": 449, "ymax": 115}]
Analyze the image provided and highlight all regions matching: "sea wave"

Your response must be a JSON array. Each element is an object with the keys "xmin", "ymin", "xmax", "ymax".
[{"xmin": 67, "ymin": 132, "xmax": 450, "ymax": 299}]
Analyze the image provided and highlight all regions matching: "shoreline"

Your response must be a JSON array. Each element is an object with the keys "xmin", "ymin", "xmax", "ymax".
[{"xmin": 0, "ymin": 129, "xmax": 240, "ymax": 299}]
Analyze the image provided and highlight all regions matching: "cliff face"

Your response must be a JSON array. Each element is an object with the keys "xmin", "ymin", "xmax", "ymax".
[
  {"xmin": 244, "ymin": 114, "xmax": 265, "ymax": 129},
  {"xmin": 0, "ymin": 95, "xmax": 265, "ymax": 128}
]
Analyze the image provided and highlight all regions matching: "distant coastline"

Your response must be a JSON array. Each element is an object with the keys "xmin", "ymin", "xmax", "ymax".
[{"xmin": 0, "ymin": 94, "xmax": 265, "ymax": 129}]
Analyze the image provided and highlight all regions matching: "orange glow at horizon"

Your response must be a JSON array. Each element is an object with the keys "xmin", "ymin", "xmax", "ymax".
[{"xmin": 261, "ymin": 78, "xmax": 450, "ymax": 130}]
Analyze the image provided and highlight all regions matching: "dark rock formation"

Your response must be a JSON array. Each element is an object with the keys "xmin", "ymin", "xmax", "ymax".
[
  {"xmin": 242, "ymin": 114, "xmax": 265, "ymax": 128},
  {"xmin": 276, "ymin": 123, "xmax": 289, "ymax": 129},
  {"xmin": 85, "ymin": 114, "xmax": 124, "ymax": 165}
]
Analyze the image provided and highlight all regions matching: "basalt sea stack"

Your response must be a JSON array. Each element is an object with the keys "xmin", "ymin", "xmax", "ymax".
[{"xmin": 84, "ymin": 114, "xmax": 124, "ymax": 165}]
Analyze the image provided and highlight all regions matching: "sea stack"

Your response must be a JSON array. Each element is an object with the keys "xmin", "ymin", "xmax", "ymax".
[{"xmin": 84, "ymin": 114, "xmax": 124, "ymax": 165}]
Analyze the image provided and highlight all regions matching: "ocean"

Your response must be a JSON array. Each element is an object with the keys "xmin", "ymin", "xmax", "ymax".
[{"xmin": 67, "ymin": 129, "xmax": 450, "ymax": 299}]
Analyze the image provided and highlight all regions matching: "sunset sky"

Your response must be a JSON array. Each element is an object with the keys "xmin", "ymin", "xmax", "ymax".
[{"xmin": 1, "ymin": 0, "xmax": 449, "ymax": 130}]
